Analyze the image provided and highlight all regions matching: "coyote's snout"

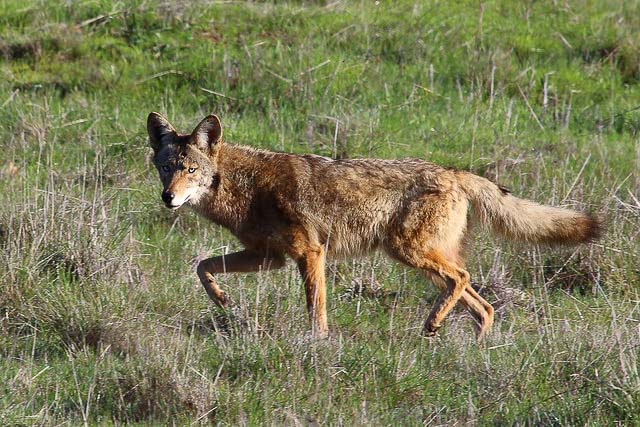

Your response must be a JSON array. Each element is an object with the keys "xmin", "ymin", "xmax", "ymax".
[{"xmin": 148, "ymin": 112, "xmax": 600, "ymax": 340}]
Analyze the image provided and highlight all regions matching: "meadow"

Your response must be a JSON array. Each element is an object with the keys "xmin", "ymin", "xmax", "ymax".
[{"xmin": 1, "ymin": 0, "xmax": 639, "ymax": 424}]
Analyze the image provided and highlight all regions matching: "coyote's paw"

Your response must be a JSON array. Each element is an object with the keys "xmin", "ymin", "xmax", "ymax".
[
  {"xmin": 422, "ymin": 323, "xmax": 441, "ymax": 337},
  {"xmin": 312, "ymin": 328, "xmax": 329, "ymax": 340},
  {"xmin": 300, "ymin": 329, "xmax": 332, "ymax": 345},
  {"xmin": 214, "ymin": 292, "xmax": 230, "ymax": 308}
]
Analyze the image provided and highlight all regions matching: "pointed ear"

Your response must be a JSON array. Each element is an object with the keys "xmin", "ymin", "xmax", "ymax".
[
  {"xmin": 191, "ymin": 114, "xmax": 223, "ymax": 154},
  {"xmin": 147, "ymin": 112, "xmax": 176, "ymax": 153}
]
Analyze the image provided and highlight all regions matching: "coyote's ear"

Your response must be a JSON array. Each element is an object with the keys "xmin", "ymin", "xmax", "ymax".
[
  {"xmin": 192, "ymin": 114, "xmax": 223, "ymax": 154},
  {"xmin": 147, "ymin": 112, "xmax": 176, "ymax": 153}
]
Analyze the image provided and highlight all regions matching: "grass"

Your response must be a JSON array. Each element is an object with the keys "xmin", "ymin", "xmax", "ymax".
[{"xmin": 1, "ymin": 0, "xmax": 639, "ymax": 424}]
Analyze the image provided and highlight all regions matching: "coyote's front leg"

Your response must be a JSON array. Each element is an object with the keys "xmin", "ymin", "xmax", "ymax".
[
  {"xmin": 296, "ymin": 246, "xmax": 329, "ymax": 338},
  {"xmin": 196, "ymin": 250, "xmax": 286, "ymax": 307}
]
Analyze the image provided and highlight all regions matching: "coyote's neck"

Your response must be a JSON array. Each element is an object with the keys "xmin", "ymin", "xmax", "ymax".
[{"xmin": 190, "ymin": 144, "xmax": 274, "ymax": 234}]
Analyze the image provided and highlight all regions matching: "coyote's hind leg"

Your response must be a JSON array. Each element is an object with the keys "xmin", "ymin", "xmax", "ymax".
[
  {"xmin": 464, "ymin": 285, "xmax": 494, "ymax": 339},
  {"xmin": 414, "ymin": 251, "xmax": 471, "ymax": 336},
  {"xmin": 425, "ymin": 272, "xmax": 494, "ymax": 340}
]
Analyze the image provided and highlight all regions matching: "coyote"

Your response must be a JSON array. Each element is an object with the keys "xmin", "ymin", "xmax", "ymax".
[{"xmin": 147, "ymin": 112, "xmax": 600, "ymax": 339}]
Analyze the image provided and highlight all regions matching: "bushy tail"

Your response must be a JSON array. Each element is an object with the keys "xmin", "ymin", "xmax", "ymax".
[{"xmin": 456, "ymin": 171, "xmax": 601, "ymax": 245}]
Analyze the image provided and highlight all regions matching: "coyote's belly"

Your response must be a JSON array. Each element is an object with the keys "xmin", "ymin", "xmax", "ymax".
[{"xmin": 311, "ymin": 195, "xmax": 399, "ymax": 257}]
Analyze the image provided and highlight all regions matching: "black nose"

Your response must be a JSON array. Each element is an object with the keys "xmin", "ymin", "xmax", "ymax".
[{"xmin": 161, "ymin": 191, "xmax": 175, "ymax": 204}]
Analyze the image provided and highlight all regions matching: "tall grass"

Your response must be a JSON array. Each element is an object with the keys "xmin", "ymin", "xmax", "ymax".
[{"xmin": 1, "ymin": 0, "xmax": 639, "ymax": 424}]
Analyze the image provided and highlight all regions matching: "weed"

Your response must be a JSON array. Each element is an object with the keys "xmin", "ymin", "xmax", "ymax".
[{"xmin": 1, "ymin": 0, "xmax": 638, "ymax": 424}]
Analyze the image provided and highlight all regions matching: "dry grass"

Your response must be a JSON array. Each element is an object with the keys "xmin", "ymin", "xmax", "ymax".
[{"xmin": 1, "ymin": 0, "xmax": 639, "ymax": 424}]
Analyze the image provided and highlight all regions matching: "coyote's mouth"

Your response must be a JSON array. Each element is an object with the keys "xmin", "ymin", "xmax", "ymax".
[{"xmin": 165, "ymin": 195, "xmax": 191, "ymax": 210}]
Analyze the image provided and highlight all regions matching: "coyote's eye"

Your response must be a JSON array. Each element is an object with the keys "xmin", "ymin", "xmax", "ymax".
[
  {"xmin": 162, "ymin": 165, "xmax": 170, "ymax": 172},
  {"xmin": 188, "ymin": 167, "xmax": 197, "ymax": 173}
]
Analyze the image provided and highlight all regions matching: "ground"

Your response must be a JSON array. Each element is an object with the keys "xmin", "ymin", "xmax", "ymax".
[{"xmin": 1, "ymin": 1, "xmax": 639, "ymax": 424}]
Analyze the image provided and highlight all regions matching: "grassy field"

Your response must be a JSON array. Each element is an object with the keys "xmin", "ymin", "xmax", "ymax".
[{"xmin": 1, "ymin": 0, "xmax": 639, "ymax": 424}]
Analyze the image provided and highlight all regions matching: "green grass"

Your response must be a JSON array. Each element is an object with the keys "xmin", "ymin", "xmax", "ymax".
[{"xmin": 1, "ymin": 0, "xmax": 639, "ymax": 424}]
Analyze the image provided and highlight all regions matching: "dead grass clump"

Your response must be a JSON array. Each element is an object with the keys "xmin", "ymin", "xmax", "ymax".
[
  {"xmin": 541, "ymin": 253, "xmax": 597, "ymax": 295},
  {"xmin": 0, "ymin": 26, "xmax": 82, "ymax": 62},
  {"xmin": 92, "ymin": 322, "xmax": 220, "ymax": 423}
]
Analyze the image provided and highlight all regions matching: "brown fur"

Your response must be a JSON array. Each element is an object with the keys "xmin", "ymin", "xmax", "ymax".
[{"xmin": 147, "ymin": 112, "xmax": 601, "ymax": 339}]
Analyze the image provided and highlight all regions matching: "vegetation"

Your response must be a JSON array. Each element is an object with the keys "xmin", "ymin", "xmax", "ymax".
[{"xmin": 1, "ymin": 0, "xmax": 639, "ymax": 424}]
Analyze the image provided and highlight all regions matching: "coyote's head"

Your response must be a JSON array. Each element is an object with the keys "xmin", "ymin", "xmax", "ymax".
[{"xmin": 147, "ymin": 112, "xmax": 222, "ymax": 209}]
